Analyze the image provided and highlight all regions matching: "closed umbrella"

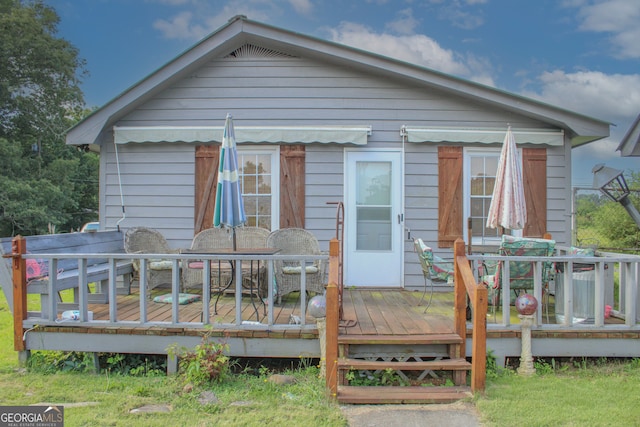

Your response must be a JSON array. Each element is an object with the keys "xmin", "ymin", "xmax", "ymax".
[
  {"xmin": 213, "ymin": 113, "xmax": 247, "ymax": 249},
  {"xmin": 486, "ymin": 126, "xmax": 527, "ymax": 231}
]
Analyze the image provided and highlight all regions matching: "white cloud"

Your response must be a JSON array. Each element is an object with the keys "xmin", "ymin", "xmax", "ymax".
[
  {"xmin": 521, "ymin": 69, "xmax": 640, "ymax": 162},
  {"xmin": 153, "ymin": 11, "xmax": 208, "ymax": 40},
  {"xmin": 152, "ymin": 1, "xmax": 276, "ymax": 41},
  {"xmin": 385, "ymin": 8, "xmax": 420, "ymax": 35},
  {"xmin": 523, "ymin": 70, "xmax": 640, "ymax": 124},
  {"xmin": 572, "ymin": 0, "xmax": 640, "ymax": 59},
  {"xmin": 326, "ymin": 21, "xmax": 495, "ymax": 86},
  {"xmin": 433, "ymin": 0, "xmax": 485, "ymax": 30},
  {"xmin": 288, "ymin": 0, "xmax": 313, "ymax": 16}
]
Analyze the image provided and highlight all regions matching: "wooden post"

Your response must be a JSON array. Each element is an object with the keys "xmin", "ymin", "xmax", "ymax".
[
  {"xmin": 11, "ymin": 236, "xmax": 27, "ymax": 352},
  {"xmin": 325, "ymin": 238, "xmax": 340, "ymax": 399},
  {"xmin": 453, "ymin": 239, "xmax": 467, "ymax": 357},
  {"xmin": 471, "ymin": 273, "xmax": 488, "ymax": 392}
]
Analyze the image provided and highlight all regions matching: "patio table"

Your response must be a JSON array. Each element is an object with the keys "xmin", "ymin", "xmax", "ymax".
[{"xmin": 182, "ymin": 248, "xmax": 279, "ymax": 321}]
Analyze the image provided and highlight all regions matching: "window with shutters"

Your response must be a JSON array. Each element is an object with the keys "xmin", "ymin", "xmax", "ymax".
[
  {"xmin": 237, "ymin": 146, "xmax": 280, "ymax": 231},
  {"xmin": 463, "ymin": 147, "xmax": 523, "ymax": 245},
  {"xmin": 438, "ymin": 146, "xmax": 546, "ymax": 248}
]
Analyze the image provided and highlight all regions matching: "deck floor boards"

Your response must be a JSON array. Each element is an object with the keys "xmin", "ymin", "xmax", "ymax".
[{"xmin": 84, "ymin": 287, "xmax": 457, "ymax": 337}]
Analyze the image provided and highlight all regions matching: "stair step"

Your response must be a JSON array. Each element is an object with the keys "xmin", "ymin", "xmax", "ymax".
[
  {"xmin": 338, "ymin": 333, "xmax": 463, "ymax": 346},
  {"xmin": 337, "ymin": 385, "xmax": 472, "ymax": 404},
  {"xmin": 338, "ymin": 357, "xmax": 471, "ymax": 371}
]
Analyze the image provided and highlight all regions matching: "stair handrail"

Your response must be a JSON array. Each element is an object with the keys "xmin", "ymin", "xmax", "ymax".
[{"xmin": 454, "ymin": 238, "xmax": 487, "ymax": 392}]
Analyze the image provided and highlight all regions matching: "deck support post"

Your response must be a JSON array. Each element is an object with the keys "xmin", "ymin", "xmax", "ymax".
[
  {"xmin": 454, "ymin": 238, "xmax": 487, "ymax": 393},
  {"xmin": 167, "ymin": 353, "xmax": 178, "ymax": 375},
  {"xmin": 11, "ymin": 236, "xmax": 27, "ymax": 353},
  {"xmin": 325, "ymin": 238, "xmax": 340, "ymax": 399},
  {"xmin": 18, "ymin": 350, "xmax": 30, "ymax": 367}
]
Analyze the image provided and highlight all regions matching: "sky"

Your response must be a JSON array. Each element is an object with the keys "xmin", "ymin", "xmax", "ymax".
[{"xmin": 51, "ymin": 0, "xmax": 640, "ymax": 188}]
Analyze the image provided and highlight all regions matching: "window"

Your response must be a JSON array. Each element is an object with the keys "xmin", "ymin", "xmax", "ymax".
[
  {"xmin": 438, "ymin": 146, "xmax": 546, "ymax": 248},
  {"xmin": 237, "ymin": 146, "xmax": 280, "ymax": 230},
  {"xmin": 463, "ymin": 148, "xmax": 522, "ymax": 245}
]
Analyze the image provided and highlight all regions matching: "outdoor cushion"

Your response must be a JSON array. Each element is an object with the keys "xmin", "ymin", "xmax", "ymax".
[
  {"xmin": 153, "ymin": 293, "xmax": 201, "ymax": 305},
  {"xmin": 557, "ymin": 246, "xmax": 597, "ymax": 273},
  {"xmin": 282, "ymin": 265, "xmax": 319, "ymax": 275},
  {"xmin": 414, "ymin": 238, "xmax": 454, "ymax": 283},
  {"xmin": 491, "ymin": 235, "xmax": 556, "ymax": 291},
  {"xmin": 149, "ymin": 260, "xmax": 174, "ymax": 270},
  {"xmin": 568, "ymin": 246, "xmax": 595, "ymax": 256}
]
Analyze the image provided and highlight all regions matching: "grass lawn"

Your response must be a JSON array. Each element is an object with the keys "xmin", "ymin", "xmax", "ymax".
[{"xmin": 476, "ymin": 358, "xmax": 640, "ymax": 426}]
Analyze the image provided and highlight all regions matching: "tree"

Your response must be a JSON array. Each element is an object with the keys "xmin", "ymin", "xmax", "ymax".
[{"xmin": 0, "ymin": 0, "xmax": 95, "ymax": 236}]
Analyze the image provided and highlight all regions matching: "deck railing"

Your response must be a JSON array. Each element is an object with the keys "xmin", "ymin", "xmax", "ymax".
[
  {"xmin": 467, "ymin": 247, "xmax": 640, "ymax": 329},
  {"xmin": 9, "ymin": 239, "xmax": 328, "ymax": 351},
  {"xmin": 453, "ymin": 238, "xmax": 487, "ymax": 392}
]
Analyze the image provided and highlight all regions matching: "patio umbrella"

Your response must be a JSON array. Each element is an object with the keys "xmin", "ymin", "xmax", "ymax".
[
  {"xmin": 213, "ymin": 113, "xmax": 247, "ymax": 249},
  {"xmin": 486, "ymin": 126, "xmax": 527, "ymax": 231}
]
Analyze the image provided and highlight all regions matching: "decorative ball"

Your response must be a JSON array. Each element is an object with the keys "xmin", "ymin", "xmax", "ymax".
[
  {"xmin": 515, "ymin": 294, "xmax": 538, "ymax": 315},
  {"xmin": 307, "ymin": 295, "xmax": 326, "ymax": 318}
]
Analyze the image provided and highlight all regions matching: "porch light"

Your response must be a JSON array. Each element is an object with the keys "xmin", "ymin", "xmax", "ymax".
[{"xmin": 592, "ymin": 163, "xmax": 640, "ymax": 227}]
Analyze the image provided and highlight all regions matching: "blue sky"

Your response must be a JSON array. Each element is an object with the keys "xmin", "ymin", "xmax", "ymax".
[{"xmin": 51, "ymin": 0, "xmax": 640, "ymax": 188}]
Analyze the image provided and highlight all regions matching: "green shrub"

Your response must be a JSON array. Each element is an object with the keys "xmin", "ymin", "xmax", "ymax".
[{"xmin": 168, "ymin": 334, "xmax": 231, "ymax": 386}]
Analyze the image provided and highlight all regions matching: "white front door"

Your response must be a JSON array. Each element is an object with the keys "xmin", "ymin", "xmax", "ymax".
[{"xmin": 344, "ymin": 150, "xmax": 403, "ymax": 287}]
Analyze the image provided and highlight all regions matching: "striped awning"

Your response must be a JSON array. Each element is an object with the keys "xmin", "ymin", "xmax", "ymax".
[
  {"xmin": 113, "ymin": 125, "xmax": 372, "ymax": 145},
  {"xmin": 401, "ymin": 126, "xmax": 564, "ymax": 146}
]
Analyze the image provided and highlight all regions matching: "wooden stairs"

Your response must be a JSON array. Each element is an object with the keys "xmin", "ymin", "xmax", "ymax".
[{"xmin": 335, "ymin": 333, "xmax": 472, "ymax": 404}]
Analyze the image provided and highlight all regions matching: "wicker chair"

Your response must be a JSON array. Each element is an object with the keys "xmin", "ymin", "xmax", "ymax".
[
  {"xmin": 266, "ymin": 228, "xmax": 326, "ymax": 304},
  {"xmin": 236, "ymin": 227, "xmax": 270, "ymax": 297},
  {"xmin": 124, "ymin": 227, "xmax": 179, "ymax": 293},
  {"xmin": 181, "ymin": 227, "xmax": 270, "ymax": 296},
  {"xmin": 181, "ymin": 227, "xmax": 233, "ymax": 292}
]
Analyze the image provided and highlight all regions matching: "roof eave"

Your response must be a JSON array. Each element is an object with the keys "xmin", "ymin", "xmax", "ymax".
[{"xmin": 616, "ymin": 113, "xmax": 640, "ymax": 157}]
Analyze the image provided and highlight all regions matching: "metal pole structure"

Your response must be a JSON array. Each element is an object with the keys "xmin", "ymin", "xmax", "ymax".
[{"xmin": 620, "ymin": 196, "xmax": 640, "ymax": 228}]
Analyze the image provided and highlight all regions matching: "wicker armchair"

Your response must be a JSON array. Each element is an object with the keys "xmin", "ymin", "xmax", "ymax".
[
  {"xmin": 266, "ymin": 228, "xmax": 326, "ymax": 304},
  {"xmin": 236, "ymin": 227, "xmax": 270, "ymax": 297},
  {"xmin": 181, "ymin": 227, "xmax": 270, "ymax": 296},
  {"xmin": 124, "ymin": 227, "xmax": 180, "ymax": 293},
  {"xmin": 181, "ymin": 228, "xmax": 232, "ymax": 292}
]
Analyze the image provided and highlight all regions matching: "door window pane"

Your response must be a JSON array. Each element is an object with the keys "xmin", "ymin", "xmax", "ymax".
[{"xmin": 355, "ymin": 161, "xmax": 392, "ymax": 251}]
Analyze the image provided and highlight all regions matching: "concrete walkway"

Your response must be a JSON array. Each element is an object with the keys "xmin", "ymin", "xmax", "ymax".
[{"xmin": 341, "ymin": 401, "xmax": 481, "ymax": 427}]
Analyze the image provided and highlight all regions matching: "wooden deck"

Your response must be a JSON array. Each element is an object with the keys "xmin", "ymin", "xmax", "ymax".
[
  {"xmin": 21, "ymin": 284, "xmax": 640, "ymax": 367},
  {"xmin": 82, "ymin": 287, "xmax": 457, "ymax": 336},
  {"xmin": 339, "ymin": 288, "xmax": 455, "ymax": 337}
]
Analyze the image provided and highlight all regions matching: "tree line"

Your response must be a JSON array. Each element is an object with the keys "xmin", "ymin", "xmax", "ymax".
[{"xmin": 1, "ymin": 0, "xmax": 97, "ymax": 236}]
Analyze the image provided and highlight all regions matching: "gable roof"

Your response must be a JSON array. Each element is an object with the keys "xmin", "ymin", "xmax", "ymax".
[
  {"xmin": 66, "ymin": 15, "xmax": 609, "ymax": 147},
  {"xmin": 617, "ymin": 113, "xmax": 640, "ymax": 156}
]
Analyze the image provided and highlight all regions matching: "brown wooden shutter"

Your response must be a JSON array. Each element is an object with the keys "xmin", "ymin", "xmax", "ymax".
[
  {"xmin": 438, "ymin": 146, "xmax": 463, "ymax": 248},
  {"xmin": 280, "ymin": 145, "xmax": 305, "ymax": 228},
  {"xmin": 522, "ymin": 147, "xmax": 547, "ymax": 237},
  {"xmin": 194, "ymin": 145, "xmax": 219, "ymax": 234}
]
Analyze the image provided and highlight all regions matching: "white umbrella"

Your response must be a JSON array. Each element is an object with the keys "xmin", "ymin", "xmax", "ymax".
[
  {"xmin": 486, "ymin": 126, "xmax": 527, "ymax": 231},
  {"xmin": 213, "ymin": 114, "xmax": 247, "ymax": 249}
]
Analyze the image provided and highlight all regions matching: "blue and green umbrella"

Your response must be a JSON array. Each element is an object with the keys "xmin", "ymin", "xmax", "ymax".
[{"xmin": 213, "ymin": 114, "xmax": 246, "ymax": 249}]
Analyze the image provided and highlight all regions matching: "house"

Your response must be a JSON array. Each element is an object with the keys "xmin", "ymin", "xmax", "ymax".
[
  {"xmin": 617, "ymin": 112, "xmax": 640, "ymax": 156},
  {"xmin": 66, "ymin": 15, "xmax": 609, "ymax": 290}
]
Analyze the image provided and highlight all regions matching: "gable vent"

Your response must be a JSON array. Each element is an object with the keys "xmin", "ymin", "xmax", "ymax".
[{"xmin": 225, "ymin": 44, "xmax": 296, "ymax": 59}]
